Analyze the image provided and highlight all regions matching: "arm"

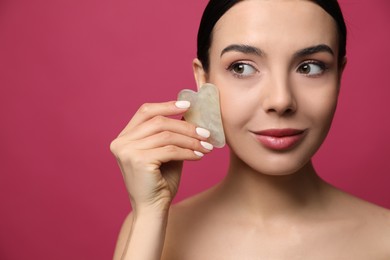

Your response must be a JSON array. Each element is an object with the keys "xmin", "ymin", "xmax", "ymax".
[
  {"xmin": 110, "ymin": 101, "xmax": 212, "ymax": 260},
  {"xmin": 113, "ymin": 211, "xmax": 168, "ymax": 260}
]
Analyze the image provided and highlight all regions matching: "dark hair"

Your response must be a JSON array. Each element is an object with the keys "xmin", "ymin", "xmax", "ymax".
[{"xmin": 197, "ymin": 0, "xmax": 347, "ymax": 72}]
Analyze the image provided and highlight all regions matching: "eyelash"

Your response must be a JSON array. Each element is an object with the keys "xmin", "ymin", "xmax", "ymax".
[
  {"xmin": 226, "ymin": 61, "xmax": 258, "ymax": 79},
  {"xmin": 226, "ymin": 60, "xmax": 329, "ymax": 79},
  {"xmin": 297, "ymin": 60, "xmax": 329, "ymax": 77}
]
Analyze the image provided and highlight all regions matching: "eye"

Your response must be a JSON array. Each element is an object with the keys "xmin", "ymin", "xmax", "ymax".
[
  {"xmin": 297, "ymin": 61, "xmax": 327, "ymax": 77},
  {"xmin": 227, "ymin": 62, "xmax": 258, "ymax": 78}
]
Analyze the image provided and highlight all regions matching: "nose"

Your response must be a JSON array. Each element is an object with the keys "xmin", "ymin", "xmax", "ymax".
[{"xmin": 261, "ymin": 76, "xmax": 297, "ymax": 116}]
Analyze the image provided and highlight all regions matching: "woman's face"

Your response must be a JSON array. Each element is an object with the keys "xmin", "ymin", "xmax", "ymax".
[{"xmin": 204, "ymin": 0, "xmax": 343, "ymax": 175}]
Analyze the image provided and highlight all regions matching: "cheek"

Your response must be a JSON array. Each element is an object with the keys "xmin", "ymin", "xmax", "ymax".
[
  {"xmin": 208, "ymin": 59, "xmax": 259, "ymax": 123},
  {"xmin": 302, "ymin": 88, "xmax": 338, "ymax": 126},
  {"xmin": 298, "ymin": 85, "xmax": 339, "ymax": 148},
  {"xmin": 218, "ymin": 88, "xmax": 264, "ymax": 150},
  {"xmin": 219, "ymin": 90, "xmax": 246, "ymax": 130},
  {"xmin": 216, "ymin": 81, "xmax": 259, "ymax": 131}
]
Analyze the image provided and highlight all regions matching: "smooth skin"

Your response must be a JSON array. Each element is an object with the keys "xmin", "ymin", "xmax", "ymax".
[{"xmin": 111, "ymin": 1, "xmax": 390, "ymax": 259}]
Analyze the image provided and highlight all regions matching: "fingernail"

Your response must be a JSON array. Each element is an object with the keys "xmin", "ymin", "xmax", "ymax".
[
  {"xmin": 200, "ymin": 141, "xmax": 213, "ymax": 151},
  {"xmin": 175, "ymin": 100, "xmax": 190, "ymax": 109},
  {"xmin": 194, "ymin": 151, "xmax": 204, "ymax": 157},
  {"xmin": 196, "ymin": 127, "xmax": 210, "ymax": 138}
]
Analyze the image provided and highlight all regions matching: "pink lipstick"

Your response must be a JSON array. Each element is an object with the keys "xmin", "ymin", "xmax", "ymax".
[{"xmin": 252, "ymin": 128, "xmax": 306, "ymax": 151}]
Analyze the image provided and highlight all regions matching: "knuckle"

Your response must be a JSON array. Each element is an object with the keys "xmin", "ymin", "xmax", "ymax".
[
  {"xmin": 164, "ymin": 145, "xmax": 178, "ymax": 154},
  {"xmin": 138, "ymin": 103, "xmax": 152, "ymax": 115},
  {"xmin": 110, "ymin": 141, "xmax": 135, "ymax": 163},
  {"xmin": 116, "ymin": 147, "xmax": 132, "ymax": 161},
  {"xmin": 118, "ymin": 148, "xmax": 144, "ymax": 167},
  {"xmin": 183, "ymin": 122, "xmax": 197, "ymax": 137},
  {"xmin": 115, "ymin": 145, "xmax": 127, "ymax": 157},
  {"xmin": 160, "ymin": 131, "xmax": 173, "ymax": 140},
  {"xmin": 109, "ymin": 139, "xmax": 120, "ymax": 154},
  {"xmin": 188, "ymin": 138, "xmax": 199, "ymax": 149},
  {"xmin": 151, "ymin": 115, "xmax": 166, "ymax": 127}
]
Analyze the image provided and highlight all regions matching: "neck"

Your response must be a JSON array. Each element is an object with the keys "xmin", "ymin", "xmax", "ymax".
[{"xmin": 216, "ymin": 152, "xmax": 328, "ymax": 220}]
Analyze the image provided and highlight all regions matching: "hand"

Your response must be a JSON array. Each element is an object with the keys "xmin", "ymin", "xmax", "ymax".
[{"xmin": 110, "ymin": 101, "xmax": 213, "ymax": 215}]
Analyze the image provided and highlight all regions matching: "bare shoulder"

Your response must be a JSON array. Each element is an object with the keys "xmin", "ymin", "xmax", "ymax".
[
  {"xmin": 330, "ymin": 185, "xmax": 390, "ymax": 225},
  {"xmin": 354, "ymin": 197, "xmax": 390, "ymax": 245},
  {"xmin": 352, "ymin": 198, "xmax": 390, "ymax": 257},
  {"xmin": 327, "ymin": 185, "xmax": 390, "ymax": 256},
  {"xmin": 166, "ymin": 186, "xmax": 219, "ymax": 233}
]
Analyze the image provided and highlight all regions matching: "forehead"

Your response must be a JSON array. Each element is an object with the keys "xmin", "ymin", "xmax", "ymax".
[{"xmin": 212, "ymin": 0, "xmax": 339, "ymax": 55}]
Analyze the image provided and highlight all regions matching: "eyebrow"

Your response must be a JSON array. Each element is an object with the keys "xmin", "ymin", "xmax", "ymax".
[
  {"xmin": 294, "ymin": 44, "xmax": 334, "ymax": 58},
  {"xmin": 220, "ymin": 43, "xmax": 334, "ymax": 58},
  {"xmin": 220, "ymin": 44, "xmax": 263, "ymax": 57}
]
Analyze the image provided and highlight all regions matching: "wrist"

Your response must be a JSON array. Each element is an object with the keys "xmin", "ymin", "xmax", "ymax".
[{"xmin": 132, "ymin": 204, "xmax": 170, "ymax": 222}]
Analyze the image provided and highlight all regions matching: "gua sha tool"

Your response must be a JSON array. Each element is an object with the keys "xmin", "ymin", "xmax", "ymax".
[{"xmin": 178, "ymin": 83, "xmax": 226, "ymax": 148}]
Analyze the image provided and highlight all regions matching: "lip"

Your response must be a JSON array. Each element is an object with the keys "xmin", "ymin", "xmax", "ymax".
[{"xmin": 252, "ymin": 128, "xmax": 307, "ymax": 151}]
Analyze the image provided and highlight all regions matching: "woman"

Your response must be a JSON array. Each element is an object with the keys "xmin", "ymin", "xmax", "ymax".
[{"xmin": 110, "ymin": 0, "xmax": 390, "ymax": 259}]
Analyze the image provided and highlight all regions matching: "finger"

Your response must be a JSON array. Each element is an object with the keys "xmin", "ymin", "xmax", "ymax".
[
  {"xmin": 133, "ymin": 131, "xmax": 214, "ymax": 154},
  {"xmin": 124, "ymin": 116, "xmax": 211, "ymax": 142},
  {"xmin": 145, "ymin": 145, "xmax": 206, "ymax": 165},
  {"xmin": 120, "ymin": 101, "xmax": 191, "ymax": 135}
]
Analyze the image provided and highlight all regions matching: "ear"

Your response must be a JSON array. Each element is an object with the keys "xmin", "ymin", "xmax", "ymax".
[
  {"xmin": 340, "ymin": 57, "xmax": 347, "ymax": 74},
  {"xmin": 338, "ymin": 57, "xmax": 347, "ymax": 80},
  {"xmin": 192, "ymin": 58, "xmax": 208, "ymax": 90},
  {"xmin": 337, "ymin": 57, "xmax": 347, "ymax": 92}
]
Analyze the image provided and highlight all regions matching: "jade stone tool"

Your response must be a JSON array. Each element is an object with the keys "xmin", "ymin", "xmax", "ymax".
[{"xmin": 178, "ymin": 83, "xmax": 226, "ymax": 148}]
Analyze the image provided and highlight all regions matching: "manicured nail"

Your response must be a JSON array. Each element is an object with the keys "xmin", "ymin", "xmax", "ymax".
[
  {"xmin": 196, "ymin": 127, "xmax": 210, "ymax": 138},
  {"xmin": 175, "ymin": 100, "xmax": 190, "ymax": 109},
  {"xmin": 200, "ymin": 141, "xmax": 213, "ymax": 151},
  {"xmin": 194, "ymin": 151, "xmax": 204, "ymax": 157}
]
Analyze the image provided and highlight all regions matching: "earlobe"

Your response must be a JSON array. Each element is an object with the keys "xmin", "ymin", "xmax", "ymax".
[{"xmin": 192, "ymin": 58, "xmax": 208, "ymax": 90}]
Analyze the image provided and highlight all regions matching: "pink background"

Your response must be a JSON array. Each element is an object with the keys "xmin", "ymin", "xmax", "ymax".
[{"xmin": 1, "ymin": 0, "xmax": 389, "ymax": 259}]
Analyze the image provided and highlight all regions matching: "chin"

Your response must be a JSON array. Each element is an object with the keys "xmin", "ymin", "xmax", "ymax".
[{"xmin": 251, "ymin": 159, "xmax": 312, "ymax": 177}]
